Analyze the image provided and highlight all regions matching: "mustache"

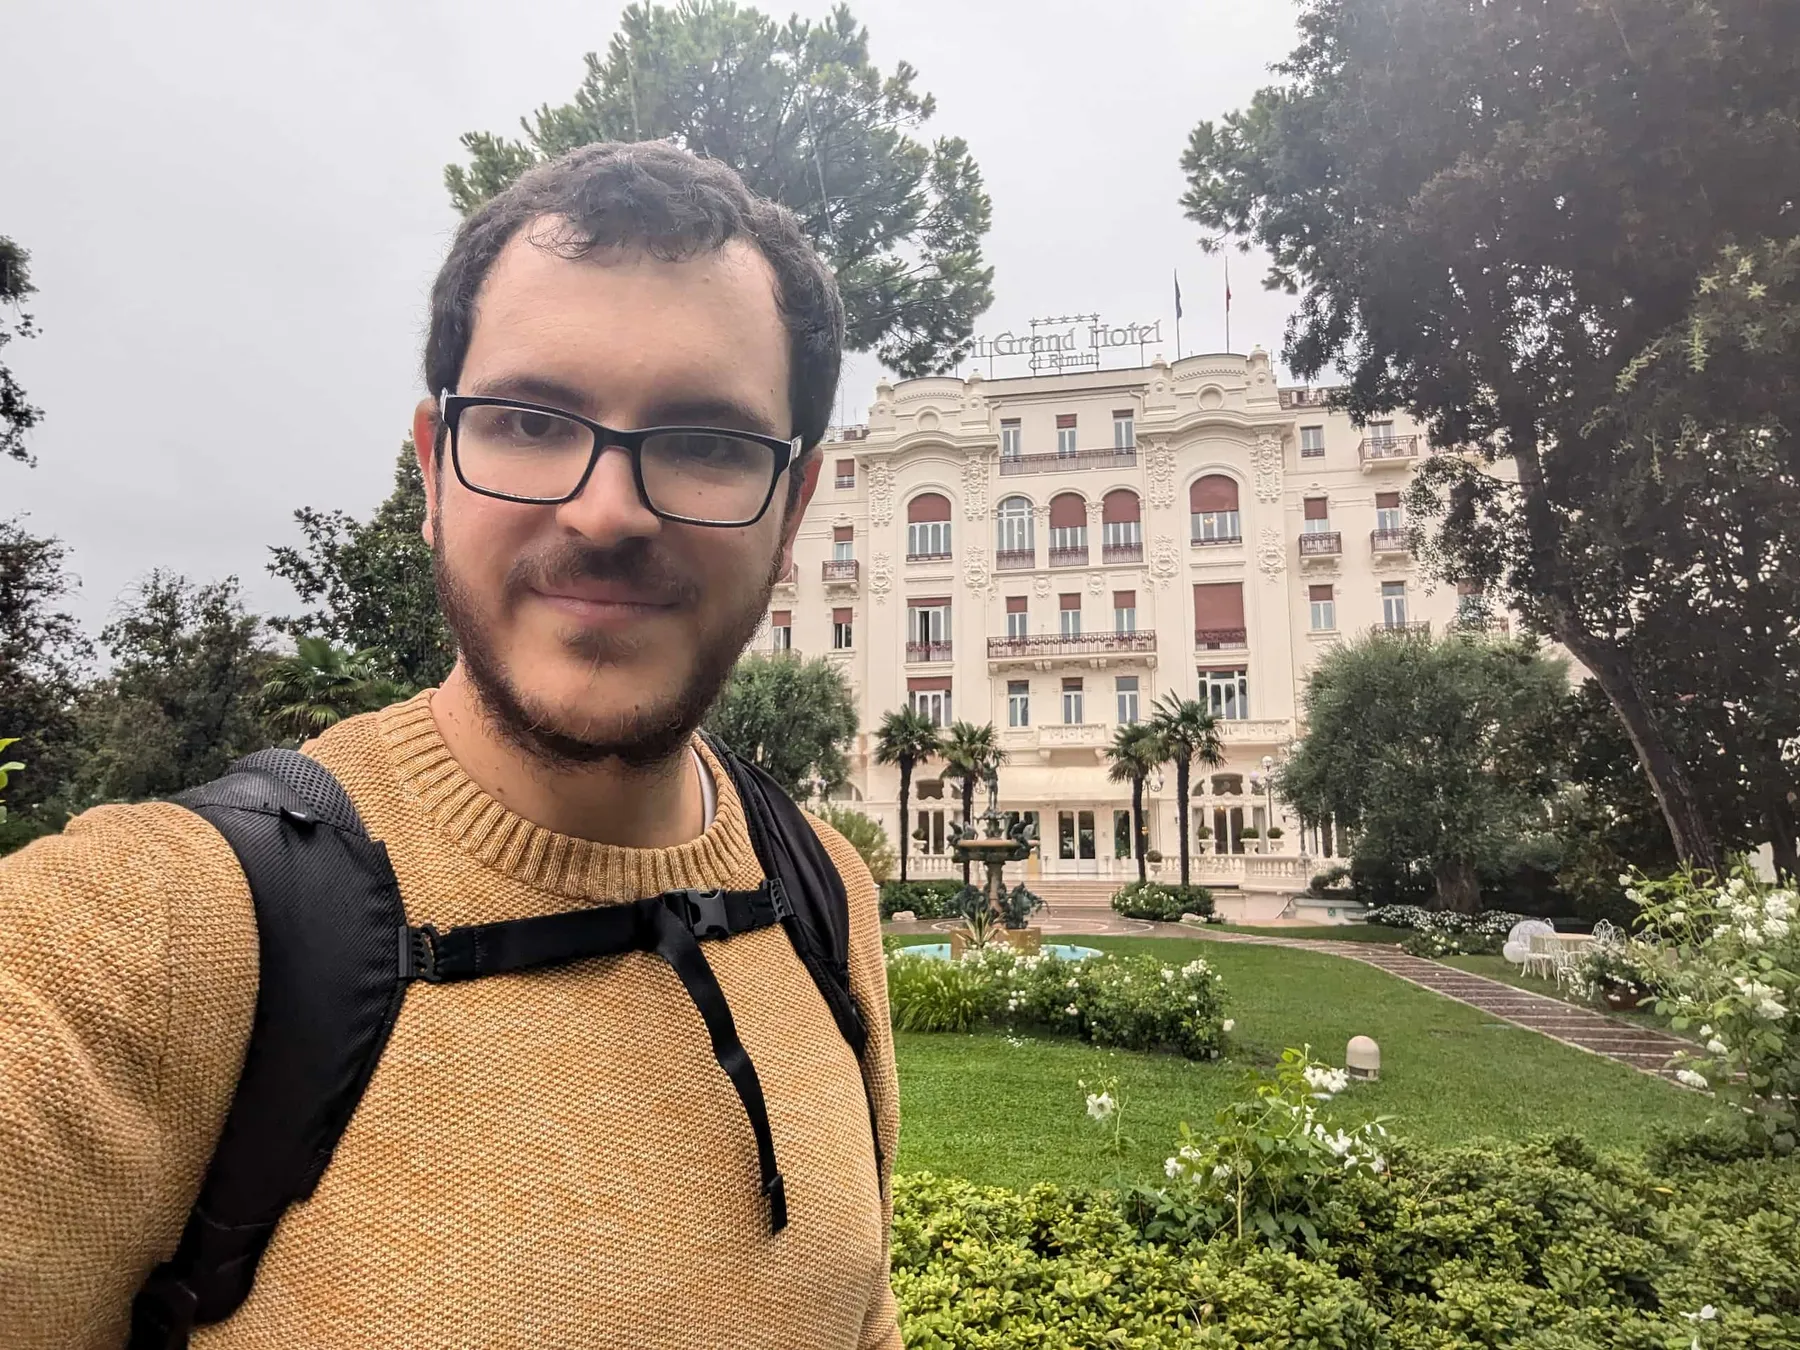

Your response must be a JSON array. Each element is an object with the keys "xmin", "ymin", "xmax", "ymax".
[{"xmin": 505, "ymin": 537, "xmax": 701, "ymax": 608}]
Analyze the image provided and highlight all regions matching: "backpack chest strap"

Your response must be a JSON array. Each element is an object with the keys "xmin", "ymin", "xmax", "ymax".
[{"xmin": 395, "ymin": 882, "xmax": 789, "ymax": 1234}]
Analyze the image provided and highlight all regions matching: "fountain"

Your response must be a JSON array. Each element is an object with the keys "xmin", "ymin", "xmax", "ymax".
[{"xmin": 946, "ymin": 767, "xmax": 1046, "ymax": 958}]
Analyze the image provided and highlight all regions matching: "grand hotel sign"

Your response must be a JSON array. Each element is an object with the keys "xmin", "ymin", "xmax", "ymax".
[{"xmin": 968, "ymin": 312, "xmax": 1165, "ymax": 374}]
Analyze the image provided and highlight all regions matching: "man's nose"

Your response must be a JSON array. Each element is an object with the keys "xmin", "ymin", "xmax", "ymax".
[{"xmin": 554, "ymin": 443, "xmax": 662, "ymax": 545}]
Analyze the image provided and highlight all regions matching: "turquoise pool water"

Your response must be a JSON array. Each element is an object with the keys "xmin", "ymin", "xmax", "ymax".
[{"xmin": 904, "ymin": 942, "xmax": 1102, "ymax": 962}]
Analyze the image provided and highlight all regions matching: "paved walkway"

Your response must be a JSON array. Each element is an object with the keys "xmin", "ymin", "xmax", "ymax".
[{"xmin": 886, "ymin": 910, "xmax": 1696, "ymax": 1083}]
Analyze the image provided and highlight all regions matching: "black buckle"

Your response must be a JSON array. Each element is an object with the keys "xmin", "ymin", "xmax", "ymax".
[
  {"xmin": 398, "ymin": 924, "xmax": 442, "ymax": 982},
  {"xmin": 666, "ymin": 888, "xmax": 731, "ymax": 941}
]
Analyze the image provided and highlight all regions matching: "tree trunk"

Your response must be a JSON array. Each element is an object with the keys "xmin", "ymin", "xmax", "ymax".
[
  {"xmin": 897, "ymin": 760, "xmax": 913, "ymax": 883},
  {"xmin": 1132, "ymin": 776, "xmax": 1146, "ymax": 883},
  {"xmin": 960, "ymin": 776, "xmax": 974, "ymax": 886},
  {"xmin": 1434, "ymin": 856, "xmax": 1481, "ymax": 914},
  {"xmin": 1767, "ymin": 778, "xmax": 1799, "ymax": 883},
  {"xmin": 1558, "ymin": 628, "xmax": 1723, "ymax": 874},
  {"xmin": 1176, "ymin": 759, "xmax": 1191, "ymax": 888}
]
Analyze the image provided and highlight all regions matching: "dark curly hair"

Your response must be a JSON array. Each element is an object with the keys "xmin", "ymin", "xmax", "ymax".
[{"xmin": 423, "ymin": 141, "xmax": 844, "ymax": 463}]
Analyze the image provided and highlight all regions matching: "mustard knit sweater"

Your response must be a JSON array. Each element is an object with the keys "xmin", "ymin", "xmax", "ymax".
[{"xmin": 0, "ymin": 694, "xmax": 900, "ymax": 1349}]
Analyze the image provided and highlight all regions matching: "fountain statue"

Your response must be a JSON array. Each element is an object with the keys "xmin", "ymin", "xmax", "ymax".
[{"xmin": 947, "ymin": 772, "xmax": 1045, "ymax": 956}]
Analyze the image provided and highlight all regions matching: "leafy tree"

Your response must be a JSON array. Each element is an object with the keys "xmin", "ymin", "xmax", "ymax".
[
  {"xmin": 0, "ymin": 237, "xmax": 42, "ymax": 465},
  {"xmin": 1148, "ymin": 696, "xmax": 1224, "ymax": 889},
  {"xmin": 72, "ymin": 572, "xmax": 272, "ymax": 805},
  {"xmin": 1180, "ymin": 0, "xmax": 1800, "ymax": 873},
  {"xmin": 816, "ymin": 802, "xmax": 895, "ymax": 883},
  {"xmin": 444, "ymin": 0, "xmax": 995, "ymax": 376},
  {"xmin": 0, "ymin": 740, "xmax": 22, "ymax": 825},
  {"xmin": 0, "ymin": 518, "xmax": 92, "ymax": 848},
  {"xmin": 1279, "ymin": 634, "xmax": 1569, "ymax": 913},
  {"xmin": 873, "ymin": 705, "xmax": 941, "ymax": 883},
  {"xmin": 1106, "ymin": 722, "xmax": 1163, "ymax": 883},
  {"xmin": 268, "ymin": 445, "xmax": 453, "ymax": 689},
  {"xmin": 940, "ymin": 720, "xmax": 1007, "ymax": 883},
  {"xmin": 704, "ymin": 651, "xmax": 857, "ymax": 798},
  {"xmin": 261, "ymin": 636, "xmax": 413, "ymax": 742}
]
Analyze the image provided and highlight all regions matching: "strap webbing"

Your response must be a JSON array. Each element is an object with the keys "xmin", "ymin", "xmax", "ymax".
[{"xmin": 397, "ymin": 884, "xmax": 789, "ymax": 1233}]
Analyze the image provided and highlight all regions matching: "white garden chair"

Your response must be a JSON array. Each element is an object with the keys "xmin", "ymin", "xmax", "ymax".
[
  {"xmin": 1591, "ymin": 920, "xmax": 1624, "ymax": 952},
  {"xmin": 1503, "ymin": 920, "xmax": 1554, "ymax": 972}
]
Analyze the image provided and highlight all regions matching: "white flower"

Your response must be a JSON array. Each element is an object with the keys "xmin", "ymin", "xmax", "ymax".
[
  {"xmin": 1740, "ymin": 923, "xmax": 1764, "ymax": 947},
  {"xmin": 1085, "ymin": 1091, "xmax": 1116, "ymax": 1121},
  {"xmin": 1675, "ymin": 1068, "xmax": 1709, "ymax": 1089},
  {"xmin": 1617, "ymin": 873, "xmax": 1633, "ymax": 886},
  {"xmin": 1700, "ymin": 1024, "xmax": 1714, "ymax": 1037},
  {"xmin": 1222, "ymin": 1018, "xmax": 1236, "ymax": 1033},
  {"xmin": 1322, "ymin": 1129, "xmax": 1356, "ymax": 1157},
  {"xmin": 1683, "ymin": 1305, "xmax": 1718, "ymax": 1322},
  {"xmin": 1065, "ymin": 1003, "xmax": 1079, "ymax": 1016},
  {"xmin": 1706, "ymin": 1038, "xmax": 1728, "ymax": 1055},
  {"xmin": 1211, "ymin": 1162, "xmax": 1231, "ymax": 1180},
  {"xmin": 1179, "ymin": 1144, "xmax": 1204, "ymax": 1163},
  {"xmin": 1302, "ymin": 1064, "xmax": 1351, "ymax": 1096},
  {"xmin": 1370, "ymin": 1155, "xmax": 1387, "ymax": 1175},
  {"xmin": 1764, "ymin": 917, "xmax": 1791, "ymax": 941},
  {"xmin": 1729, "ymin": 878, "xmax": 1748, "ymax": 896},
  {"xmin": 1767, "ymin": 891, "xmax": 1796, "ymax": 922},
  {"xmin": 1757, "ymin": 997, "xmax": 1788, "ymax": 1021},
  {"xmin": 1164, "ymin": 1156, "xmax": 1182, "ymax": 1179}
]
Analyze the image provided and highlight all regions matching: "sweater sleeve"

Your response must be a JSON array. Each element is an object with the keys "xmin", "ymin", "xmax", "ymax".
[
  {"xmin": 806, "ymin": 817, "xmax": 902, "ymax": 1350},
  {"xmin": 0, "ymin": 803, "xmax": 259, "ymax": 1350}
]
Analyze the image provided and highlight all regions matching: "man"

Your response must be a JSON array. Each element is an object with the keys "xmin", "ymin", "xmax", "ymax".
[{"xmin": 0, "ymin": 142, "xmax": 899, "ymax": 1349}]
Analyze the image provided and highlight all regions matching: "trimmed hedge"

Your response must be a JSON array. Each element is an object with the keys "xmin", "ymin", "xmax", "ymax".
[
  {"xmin": 879, "ymin": 879, "xmax": 963, "ymax": 919},
  {"xmin": 1112, "ymin": 880, "xmax": 1215, "ymax": 922},
  {"xmin": 894, "ymin": 1135, "xmax": 1800, "ymax": 1347}
]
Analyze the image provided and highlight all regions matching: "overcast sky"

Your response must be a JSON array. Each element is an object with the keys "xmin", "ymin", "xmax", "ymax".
[{"xmin": 2, "ymin": 0, "xmax": 1304, "ymax": 638}]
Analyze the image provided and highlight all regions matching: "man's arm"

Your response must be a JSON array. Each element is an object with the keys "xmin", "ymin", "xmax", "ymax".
[
  {"xmin": 0, "ymin": 803, "xmax": 258, "ymax": 1350},
  {"xmin": 807, "ymin": 819, "xmax": 903, "ymax": 1350}
]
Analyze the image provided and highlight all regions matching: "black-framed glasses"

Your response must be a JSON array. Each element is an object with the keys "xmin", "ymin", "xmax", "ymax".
[{"xmin": 438, "ymin": 392, "xmax": 802, "ymax": 527}]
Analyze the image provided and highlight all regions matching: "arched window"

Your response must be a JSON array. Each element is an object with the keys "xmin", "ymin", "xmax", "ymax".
[
  {"xmin": 1190, "ymin": 475, "xmax": 1242, "ymax": 544},
  {"xmin": 1101, "ymin": 489, "xmax": 1142, "ymax": 558},
  {"xmin": 1048, "ymin": 492, "xmax": 1088, "ymax": 562},
  {"xmin": 907, "ymin": 493, "xmax": 952, "ymax": 559},
  {"xmin": 995, "ymin": 495, "xmax": 1034, "ymax": 557}
]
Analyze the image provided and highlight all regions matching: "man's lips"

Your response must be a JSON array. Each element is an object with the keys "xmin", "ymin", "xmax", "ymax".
[{"xmin": 529, "ymin": 583, "xmax": 680, "ymax": 623}]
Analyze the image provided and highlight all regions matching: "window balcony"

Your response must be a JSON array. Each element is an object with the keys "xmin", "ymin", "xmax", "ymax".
[
  {"xmin": 1191, "ymin": 532, "xmax": 1244, "ymax": 548},
  {"xmin": 1358, "ymin": 434, "xmax": 1423, "ymax": 469},
  {"xmin": 1102, "ymin": 542, "xmax": 1143, "ymax": 564},
  {"xmin": 1299, "ymin": 531, "xmax": 1342, "ymax": 558},
  {"xmin": 1371, "ymin": 621, "xmax": 1431, "ymax": 637},
  {"xmin": 821, "ymin": 559, "xmax": 859, "ymax": 589},
  {"xmin": 1048, "ymin": 546, "xmax": 1089, "ymax": 568},
  {"xmin": 834, "ymin": 474, "xmax": 855, "ymax": 490},
  {"xmin": 998, "ymin": 447, "xmax": 1137, "ymax": 476},
  {"xmin": 995, "ymin": 549, "xmax": 1036, "ymax": 571},
  {"xmin": 906, "ymin": 549, "xmax": 952, "ymax": 563},
  {"xmin": 1370, "ymin": 528, "xmax": 1410, "ymax": 555},
  {"xmin": 906, "ymin": 641, "xmax": 954, "ymax": 663},
  {"xmin": 987, "ymin": 632, "xmax": 1157, "ymax": 661},
  {"xmin": 1194, "ymin": 628, "xmax": 1249, "ymax": 650}
]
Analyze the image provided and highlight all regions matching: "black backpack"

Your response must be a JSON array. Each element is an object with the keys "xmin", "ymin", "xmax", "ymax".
[{"xmin": 127, "ymin": 738, "xmax": 879, "ymax": 1350}]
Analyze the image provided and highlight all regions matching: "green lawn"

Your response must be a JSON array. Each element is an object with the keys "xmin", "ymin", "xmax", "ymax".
[
  {"xmin": 1215, "ymin": 923, "xmax": 1409, "ymax": 943},
  {"xmin": 890, "ymin": 934, "xmax": 1715, "ymax": 1189}
]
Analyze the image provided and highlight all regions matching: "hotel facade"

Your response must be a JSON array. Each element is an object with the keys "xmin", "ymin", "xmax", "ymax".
[{"xmin": 769, "ymin": 348, "xmax": 1488, "ymax": 909}]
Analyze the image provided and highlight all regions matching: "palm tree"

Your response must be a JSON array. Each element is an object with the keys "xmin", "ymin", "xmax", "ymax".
[
  {"xmin": 941, "ymin": 720, "xmax": 1009, "ymax": 883},
  {"xmin": 1106, "ymin": 722, "xmax": 1163, "ymax": 883},
  {"xmin": 262, "ymin": 636, "xmax": 412, "ymax": 742},
  {"xmin": 873, "ymin": 706, "xmax": 944, "ymax": 882},
  {"xmin": 1149, "ymin": 694, "xmax": 1226, "ymax": 887}
]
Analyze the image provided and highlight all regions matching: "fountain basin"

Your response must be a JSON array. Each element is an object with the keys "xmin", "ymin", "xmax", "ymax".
[{"xmin": 901, "ymin": 942, "xmax": 1102, "ymax": 963}]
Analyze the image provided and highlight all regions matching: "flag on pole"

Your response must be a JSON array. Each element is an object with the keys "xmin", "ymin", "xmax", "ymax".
[
  {"xmin": 1173, "ymin": 269, "xmax": 1183, "ymax": 319},
  {"xmin": 1225, "ymin": 254, "xmax": 1232, "ymax": 312}
]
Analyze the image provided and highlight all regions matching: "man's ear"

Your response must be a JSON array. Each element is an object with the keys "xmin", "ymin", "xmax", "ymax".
[
  {"xmin": 778, "ymin": 450, "xmax": 823, "ymax": 573},
  {"xmin": 412, "ymin": 399, "xmax": 440, "ymax": 548}
]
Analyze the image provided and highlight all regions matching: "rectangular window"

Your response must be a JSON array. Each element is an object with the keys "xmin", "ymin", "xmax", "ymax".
[
  {"xmin": 1202, "ymin": 668, "xmax": 1249, "ymax": 720},
  {"xmin": 1006, "ymin": 595, "xmax": 1028, "ymax": 639},
  {"xmin": 1382, "ymin": 581, "xmax": 1408, "ymax": 628},
  {"xmin": 1000, "ymin": 419, "xmax": 1022, "ymax": 459},
  {"xmin": 1191, "ymin": 508, "xmax": 1241, "ymax": 543},
  {"xmin": 1059, "ymin": 593, "xmax": 1081, "ymax": 638},
  {"xmin": 832, "ymin": 606, "xmax": 853, "ymax": 649},
  {"xmin": 907, "ymin": 520, "xmax": 951, "ymax": 558},
  {"xmin": 1056, "ymin": 413, "xmax": 1078, "ymax": 456},
  {"xmin": 770, "ymin": 608, "xmax": 792, "ymax": 652},
  {"xmin": 1116, "ymin": 675, "xmax": 1139, "ymax": 725},
  {"xmin": 834, "ymin": 458, "xmax": 855, "ymax": 489},
  {"xmin": 909, "ymin": 600, "xmax": 950, "ymax": 646},
  {"xmin": 1007, "ymin": 680, "xmax": 1030, "ymax": 727},
  {"xmin": 832, "ymin": 524, "xmax": 854, "ymax": 561},
  {"xmin": 1299, "ymin": 425, "xmax": 1325, "ymax": 458},
  {"xmin": 1062, "ymin": 677, "xmax": 1084, "ymax": 725},
  {"xmin": 1049, "ymin": 523, "xmax": 1087, "ymax": 552},
  {"xmin": 1114, "ymin": 809, "xmax": 1134, "ymax": 860},
  {"xmin": 908, "ymin": 680, "xmax": 951, "ymax": 726},
  {"xmin": 1302, "ymin": 496, "xmax": 1331, "ymax": 532},
  {"xmin": 1308, "ymin": 583, "xmax": 1335, "ymax": 632},
  {"xmin": 1193, "ymin": 581, "xmax": 1247, "ymax": 648},
  {"xmin": 1369, "ymin": 419, "xmax": 1396, "ymax": 444},
  {"xmin": 1113, "ymin": 589, "xmax": 1137, "ymax": 633},
  {"xmin": 1375, "ymin": 491, "xmax": 1403, "ymax": 535},
  {"xmin": 1102, "ymin": 518, "xmax": 1141, "ymax": 548},
  {"xmin": 1113, "ymin": 410, "xmax": 1136, "ymax": 449}
]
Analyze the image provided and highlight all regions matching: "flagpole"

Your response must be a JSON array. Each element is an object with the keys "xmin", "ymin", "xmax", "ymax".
[
  {"xmin": 1224, "ymin": 254, "xmax": 1231, "ymax": 354},
  {"xmin": 1173, "ymin": 268, "xmax": 1183, "ymax": 360}
]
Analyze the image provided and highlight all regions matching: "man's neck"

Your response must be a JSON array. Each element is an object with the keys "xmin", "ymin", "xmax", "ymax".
[{"xmin": 428, "ymin": 666, "xmax": 707, "ymax": 848}]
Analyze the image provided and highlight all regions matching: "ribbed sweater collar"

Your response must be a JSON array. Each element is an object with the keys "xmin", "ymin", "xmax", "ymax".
[{"xmin": 376, "ymin": 692, "xmax": 758, "ymax": 901}]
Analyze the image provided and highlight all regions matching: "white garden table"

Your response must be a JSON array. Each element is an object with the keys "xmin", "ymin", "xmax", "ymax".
[{"xmin": 1526, "ymin": 931, "xmax": 1593, "ymax": 983}]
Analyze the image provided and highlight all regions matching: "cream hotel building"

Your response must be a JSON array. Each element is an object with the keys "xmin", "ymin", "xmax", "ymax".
[{"xmin": 770, "ymin": 327, "xmax": 1486, "ymax": 914}]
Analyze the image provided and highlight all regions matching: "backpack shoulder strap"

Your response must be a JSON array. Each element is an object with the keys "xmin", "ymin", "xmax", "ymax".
[{"xmin": 130, "ymin": 749, "xmax": 408, "ymax": 1350}]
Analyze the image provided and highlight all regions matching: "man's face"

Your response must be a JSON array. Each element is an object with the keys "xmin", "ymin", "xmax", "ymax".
[{"xmin": 414, "ymin": 225, "xmax": 816, "ymax": 767}]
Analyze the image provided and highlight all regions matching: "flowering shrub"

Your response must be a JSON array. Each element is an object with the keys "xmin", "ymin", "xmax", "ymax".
[
  {"xmin": 1127, "ymin": 1047, "xmax": 1389, "ymax": 1254},
  {"xmin": 1110, "ymin": 879, "xmax": 1215, "ymax": 921},
  {"xmin": 878, "ymin": 879, "xmax": 963, "ymax": 919},
  {"xmin": 885, "ymin": 945, "xmax": 1230, "ymax": 1058},
  {"xmin": 1627, "ymin": 863, "xmax": 1800, "ymax": 1150},
  {"xmin": 1401, "ymin": 927, "xmax": 1503, "ymax": 958},
  {"xmin": 1366, "ymin": 903, "xmax": 1527, "ymax": 935},
  {"xmin": 1569, "ymin": 943, "xmax": 1653, "ymax": 1006}
]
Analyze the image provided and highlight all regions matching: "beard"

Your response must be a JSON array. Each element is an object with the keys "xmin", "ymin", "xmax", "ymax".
[{"xmin": 433, "ymin": 524, "xmax": 781, "ymax": 771}]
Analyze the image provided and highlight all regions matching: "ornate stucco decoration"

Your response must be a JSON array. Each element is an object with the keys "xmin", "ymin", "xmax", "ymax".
[
  {"xmin": 1148, "ymin": 534, "xmax": 1180, "ymax": 589},
  {"xmin": 1145, "ymin": 442, "xmax": 1177, "ymax": 509},
  {"xmin": 1257, "ymin": 526, "xmax": 1288, "ymax": 578},
  {"xmin": 961, "ymin": 454, "xmax": 990, "ymax": 521},
  {"xmin": 870, "ymin": 551, "xmax": 893, "ymax": 604},
  {"xmin": 867, "ymin": 461, "xmax": 896, "ymax": 528},
  {"xmin": 1032, "ymin": 574, "xmax": 1052, "ymax": 598},
  {"xmin": 963, "ymin": 547, "xmax": 996, "ymax": 599},
  {"xmin": 1252, "ymin": 433, "xmax": 1284, "ymax": 504}
]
